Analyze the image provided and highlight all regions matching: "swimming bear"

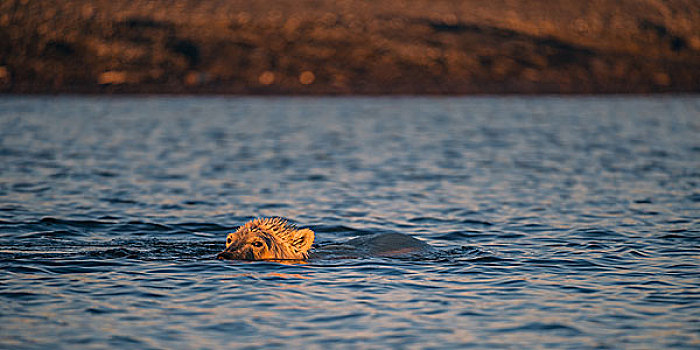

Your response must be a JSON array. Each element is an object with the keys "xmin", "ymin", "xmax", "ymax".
[{"xmin": 216, "ymin": 217, "xmax": 432, "ymax": 261}]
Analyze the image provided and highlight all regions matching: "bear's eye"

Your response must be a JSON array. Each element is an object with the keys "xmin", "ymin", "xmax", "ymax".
[
  {"xmin": 251, "ymin": 241, "xmax": 263, "ymax": 248},
  {"xmin": 227, "ymin": 237, "xmax": 232, "ymax": 244}
]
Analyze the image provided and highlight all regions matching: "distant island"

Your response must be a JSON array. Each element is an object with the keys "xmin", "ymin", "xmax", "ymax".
[{"xmin": 1, "ymin": 0, "xmax": 699, "ymax": 94}]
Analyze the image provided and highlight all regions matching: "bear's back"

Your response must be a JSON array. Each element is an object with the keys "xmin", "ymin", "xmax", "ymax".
[{"xmin": 311, "ymin": 232, "xmax": 433, "ymax": 259}]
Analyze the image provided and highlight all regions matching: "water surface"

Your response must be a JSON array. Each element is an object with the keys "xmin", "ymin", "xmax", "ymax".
[{"xmin": 1, "ymin": 96, "xmax": 698, "ymax": 349}]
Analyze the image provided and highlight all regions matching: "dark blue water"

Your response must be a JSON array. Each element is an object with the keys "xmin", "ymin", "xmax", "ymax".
[{"xmin": 1, "ymin": 96, "xmax": 698, "ymax": 349}]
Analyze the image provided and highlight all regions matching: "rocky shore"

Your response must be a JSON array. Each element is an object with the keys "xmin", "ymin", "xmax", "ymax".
[{"xmin": 2, "ymin": 0, "xmax": 699, "ymax": 94}]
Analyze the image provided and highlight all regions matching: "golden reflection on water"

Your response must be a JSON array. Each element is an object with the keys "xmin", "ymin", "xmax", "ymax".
[{"xmin": 222, "ymin": 272, "xmax": 311, "ymax": 280}]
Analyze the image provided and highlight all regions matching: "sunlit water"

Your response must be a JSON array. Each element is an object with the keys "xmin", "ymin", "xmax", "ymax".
[{"xmin": 1, "ymin": 96, "xmax": 698, "ymax": 349}]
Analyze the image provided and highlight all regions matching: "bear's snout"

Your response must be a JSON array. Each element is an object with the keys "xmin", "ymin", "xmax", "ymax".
[{"xmin": 216, "ymin": 251, "xmax": 232, "ymax": 260}]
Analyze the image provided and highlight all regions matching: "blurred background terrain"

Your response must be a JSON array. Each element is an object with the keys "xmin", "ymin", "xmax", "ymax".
[{"xmin": 1, "ymin": 0, "xmax": 699, "ymax": 94}]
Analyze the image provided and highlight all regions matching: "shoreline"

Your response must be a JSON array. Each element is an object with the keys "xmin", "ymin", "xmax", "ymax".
[{"xmin": 2, "ymin": 0, "xmax": 699, "ymax": 94}]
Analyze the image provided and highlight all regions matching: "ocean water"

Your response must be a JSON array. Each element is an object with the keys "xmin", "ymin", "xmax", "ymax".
[{"xmin": 0, "ymin": 96, "xmax": 698, "ymax": 349}]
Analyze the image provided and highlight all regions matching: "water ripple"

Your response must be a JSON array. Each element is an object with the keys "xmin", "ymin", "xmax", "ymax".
[{"xmin": 0, "ymin": 96, "xmax": 698, "ymax": 349}]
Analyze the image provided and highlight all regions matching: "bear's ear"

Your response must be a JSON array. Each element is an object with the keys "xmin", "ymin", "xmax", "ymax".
[{"xmin": 290, "ymin": 229, "xmax": 314, "ymax": 253}]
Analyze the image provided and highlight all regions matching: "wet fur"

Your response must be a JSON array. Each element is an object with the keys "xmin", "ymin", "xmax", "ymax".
[{"xmin": 217, "ymin": 218, "xmax": 314, "ymax": 261}]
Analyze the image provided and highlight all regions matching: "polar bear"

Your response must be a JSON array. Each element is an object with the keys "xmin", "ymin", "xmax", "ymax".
[{"xmin": 216, "ymin": 217, "xmax": 432, "ymax": 261}]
